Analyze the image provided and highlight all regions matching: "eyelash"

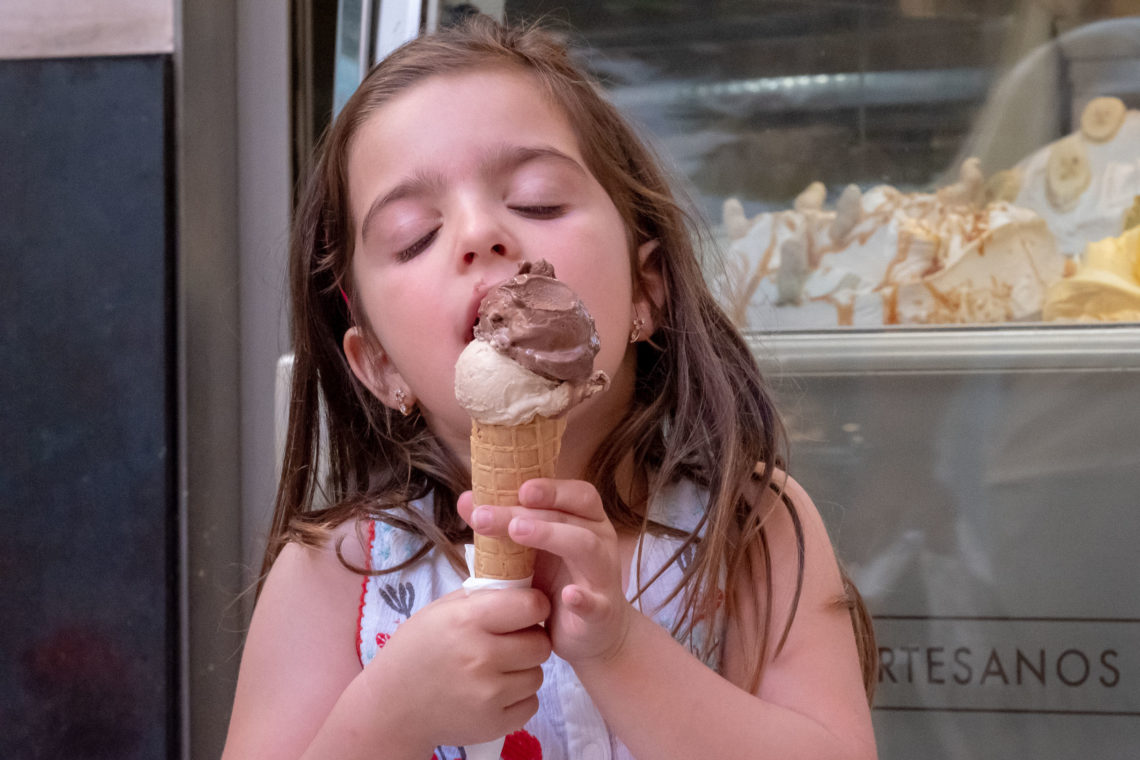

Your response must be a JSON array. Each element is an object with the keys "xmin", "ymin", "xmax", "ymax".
[
  {"xmin": 511, "ymin": 205, "xmax": 565, "ymax": 219},
  {"xmin": 396, "ymin": 228, "xmax": 438, "ymax": 262}
]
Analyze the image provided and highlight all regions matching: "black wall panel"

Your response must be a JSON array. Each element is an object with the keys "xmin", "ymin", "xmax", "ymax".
[{"xmin": 0, "ymin": 55, "xmax": 177, "ymax": 758}]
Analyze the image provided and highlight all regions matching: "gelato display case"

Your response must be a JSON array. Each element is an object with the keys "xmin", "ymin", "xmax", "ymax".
[{"xmin": 323, "ymin": 1, "xmax": 1140, "ymax": 756}]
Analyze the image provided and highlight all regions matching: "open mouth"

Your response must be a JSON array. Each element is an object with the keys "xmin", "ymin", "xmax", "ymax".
[{"xmin": 465, "ymin": 299, "xmax": 482, "ymax": 344}]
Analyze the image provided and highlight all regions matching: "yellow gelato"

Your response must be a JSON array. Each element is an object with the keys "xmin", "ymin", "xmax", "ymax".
[{"xmin": 1043, "ymin": 225, "xmax": 1140, "ymax": 322}]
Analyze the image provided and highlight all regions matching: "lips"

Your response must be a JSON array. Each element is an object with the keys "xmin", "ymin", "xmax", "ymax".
[{"xmin": 465, "ymin": 285, "xmax": 491, "ymax": 343}]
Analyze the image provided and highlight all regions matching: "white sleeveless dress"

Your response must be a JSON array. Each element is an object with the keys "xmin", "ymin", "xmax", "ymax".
[{"xmin": 357, "ymin": 479, "xmax": 726, "ymax": 760}]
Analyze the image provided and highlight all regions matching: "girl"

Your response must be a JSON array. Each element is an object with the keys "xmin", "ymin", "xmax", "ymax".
[{"xmin": 224, "ymin": 16, "xmax": 877, "ymax": 760}]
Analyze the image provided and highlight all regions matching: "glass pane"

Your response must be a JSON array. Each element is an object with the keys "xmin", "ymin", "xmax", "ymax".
[
  {"xmin": 503, "ymin": 2, "xmax": 1140, "ymax": 331},
  {"xmin": 334, "ymin": 0, "xmax": 365, "ymax": 116},
  {"xmin": 773, "ymin": 367, "xmax": 1140, "ymax": 758}
]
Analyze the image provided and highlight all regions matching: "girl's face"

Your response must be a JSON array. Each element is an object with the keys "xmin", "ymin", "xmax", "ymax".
[{"xmin": 343, "ymin": 67, "xmax": 646, "ymax": 465}]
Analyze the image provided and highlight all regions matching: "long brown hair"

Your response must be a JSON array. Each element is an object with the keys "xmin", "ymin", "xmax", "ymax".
[{"xmin": 270, "ymin": 15, "xmax": 875, "ymax": 700}]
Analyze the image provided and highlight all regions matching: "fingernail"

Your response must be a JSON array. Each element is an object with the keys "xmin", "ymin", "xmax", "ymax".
[
  {"xmin": 520, "ymin": 479, "xmax": 543, "ymax": 501},
  {"xmin": 512, "ymin": 517, "xmax": 534, "ymax": 537},
  {"xmin": 473, "ymin": 507, "xmax": 492, "ymax": 532}
]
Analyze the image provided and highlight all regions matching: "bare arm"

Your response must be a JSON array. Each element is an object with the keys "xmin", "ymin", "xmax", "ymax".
[
  {"xmin": 221, "ymin": 524, "xmax": 550, "ymax": 759},
  {"xmin": 220, "ymin": 525, "xmax": 415, "ymax": 759},
  {"xmin": 575, "ymin": 474, "xmax": 875, "ymax": 759}
]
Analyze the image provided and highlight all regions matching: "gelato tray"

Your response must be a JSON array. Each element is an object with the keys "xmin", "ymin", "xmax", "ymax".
[{"xmin": 719, "ymin": 97, "xmax": 1140, "ymax": 331}]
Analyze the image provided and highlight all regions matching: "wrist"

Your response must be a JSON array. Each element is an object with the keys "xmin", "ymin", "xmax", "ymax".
[
  {"xmin": 301, "ymin": 671, "xmax": 433, "ymax": 760},
  {"xmin": 570, "ymin": 600, "xmax": 640, "ymax": 673},
  {"xmin": 349, "ymin": 655, "xmax": 436, "ymax": 757}
]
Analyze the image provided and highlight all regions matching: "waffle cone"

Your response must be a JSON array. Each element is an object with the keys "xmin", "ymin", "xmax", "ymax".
[{"xmin": 469, "ymin": 415, "xmax": 566, "ymax": 579}]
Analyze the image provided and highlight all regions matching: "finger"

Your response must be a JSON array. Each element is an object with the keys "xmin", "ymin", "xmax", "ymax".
[
  {"xmin": 468, "ymin": 587, "xmax": 551, "ymax": 634},
  {"xmin": 457, "ymin": 490, "xmax": 476, "ymax": 526},
  {"xmin": 495, "ymin": 666, "xmax": 545, "ymax": 710},
  {"xmin": 500, "ymin": 693, "xmax": 540, "ymax": 733},
  {"xmin": 466, "ymin": 502, "xmax": 580, "ymax": 539},
  {"xmin": 425, "ymin": 587, "xmax": 473, "ymax": 610},
  {"xmin": 466, "ymin": 503, "xmax": 512, "ymax": 536},
  {"xmin": 561, "ymin": 584, "xmax": 606, "ymax": 619},
  {"xmin": 458, "ymin": 490, "xmax": 521, "ymax": 536},
  {"xmin": 460, "ymin": 489, "xmax": 536, "ymax": 537},
  {"xmin": 519, "ymin": 478, "xmax": 606, "ymax": 522},
  {"xmin": 508, "ymin": 517, "xmax": 613, "ymax": 588},
  {"xmin": 492, "ymin": 626, "xmax": 552, "ymax": 671}
]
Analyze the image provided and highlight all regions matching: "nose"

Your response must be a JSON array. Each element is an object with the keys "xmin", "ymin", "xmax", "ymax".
[
  {"xmin": 454, "ymin": 198, "xmax": 519, "ymax": 269},
  {"xmin": 462, "ymin": 243, "xmax": 507, "ymax": 266}
]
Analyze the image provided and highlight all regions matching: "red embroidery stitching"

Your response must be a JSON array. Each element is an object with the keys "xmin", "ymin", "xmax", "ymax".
[{"xmin": 356, "ymin": 521, "xmax": 377, "ymax": 666}]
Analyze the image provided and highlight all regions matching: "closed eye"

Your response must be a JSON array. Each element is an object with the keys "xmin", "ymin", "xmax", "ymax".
[
  {"xmin": 511, "ymin": 205, "xmax": 566, "ymax": 219},
  {"xmin": 396, "ymin": 228, "xmax": 438, "ymax": 262}
]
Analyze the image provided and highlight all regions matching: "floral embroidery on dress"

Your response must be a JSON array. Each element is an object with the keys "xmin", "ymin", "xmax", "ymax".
[
  {"xmin": 370, "ymin": 582, "xmax": 415, "ymax": 653},
  {"xmin": 380, "ymin": 582, "xmax": 416, "ymax": 619}
]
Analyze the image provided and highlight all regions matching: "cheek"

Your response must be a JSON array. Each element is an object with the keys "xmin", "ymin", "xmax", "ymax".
[
  {"xmin": 360, "ymin": 281, "xmax": 436, "ymax": 357},
  {"xmin": 569, "ymin": 272, "xmax": 635, "ymax": 375},
  {"xmin": 555, "ymin": 226, "xmax": 635, "ymax": 355}
]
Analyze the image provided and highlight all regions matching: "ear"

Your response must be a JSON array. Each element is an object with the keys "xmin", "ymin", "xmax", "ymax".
[
  {"xmin": 343, "ymin": 326, "xmax": 414, "ymax": 412},
  {"xmin": 633, "ymin": 239, "xmax": 666, "ymax": 336}
]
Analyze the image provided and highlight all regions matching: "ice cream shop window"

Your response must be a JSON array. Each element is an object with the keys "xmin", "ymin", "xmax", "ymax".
[{"xmin": 330, "ymin": 1, "xmax": 1134, "ymax": 330}]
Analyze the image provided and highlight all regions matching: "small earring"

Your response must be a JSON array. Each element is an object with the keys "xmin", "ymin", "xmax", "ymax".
[
  {"xmin": 394, "ymin": 388, "xmax": 411, "ymax": 416},
  {"xmin": 629, "ymin": 316, "xmax": 645, "ymax": 344}
]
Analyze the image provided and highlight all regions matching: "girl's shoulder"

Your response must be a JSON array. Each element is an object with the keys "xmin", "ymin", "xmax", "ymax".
[
  {"xmin": 223, "ymin": 521, "xmax": 374, "ymax": 756},
  {"xmin": 749, "ymin": 466, "xmax": 823, "ymax": 531},
  {"xmin": 723, "ymin": 467, "xmax": 876, "ymax": 746}
]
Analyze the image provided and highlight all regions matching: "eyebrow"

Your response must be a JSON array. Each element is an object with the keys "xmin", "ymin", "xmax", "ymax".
[{"xmin": 359, "ymin": 144, "xmax": 586, "ymax": 244}]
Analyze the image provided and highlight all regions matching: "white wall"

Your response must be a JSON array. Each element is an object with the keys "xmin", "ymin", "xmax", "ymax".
[
  {"xmin": 0, "ymin": 0, "xmax": 174, "ymax": 58},
  {"xmin": 175, "ymin": 0, "xmax": 292, "ymax": 756},
  {"xmin": 235, "ymin": 0, "xmax": 292, "ymax": 604}
]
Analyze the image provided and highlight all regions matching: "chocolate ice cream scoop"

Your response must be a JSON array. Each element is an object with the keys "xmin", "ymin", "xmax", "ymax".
[{"xmin": 473, "ymin": 259, "xmax": 601, "ymax": 383}]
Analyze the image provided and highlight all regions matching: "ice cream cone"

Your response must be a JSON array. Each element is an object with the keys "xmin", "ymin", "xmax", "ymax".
[{"xmin": 469, "ymin": 415, "xmax": 566, "ymax": 579}]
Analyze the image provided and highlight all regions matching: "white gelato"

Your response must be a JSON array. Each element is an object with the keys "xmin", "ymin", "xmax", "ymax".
[
  {"xmin": 454, "ymin": 340, "xmax": 576, "ymax": 425},
  {"xmin": 720, "ymin": 161, "xmax": 1064, "ymax": 329}
]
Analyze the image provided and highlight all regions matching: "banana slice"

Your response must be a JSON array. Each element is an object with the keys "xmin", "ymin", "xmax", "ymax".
[
  {"xmin": 1045, "ymin": 135, "xmax": 1092, "ymax": 211},
  {"xmin": 1080, "ymin": 96, "xmax": 1126, "ymax": 143},
  {"xmin": 984, "ymin": 168, "xmax": 1022, "ymax": 204}
]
